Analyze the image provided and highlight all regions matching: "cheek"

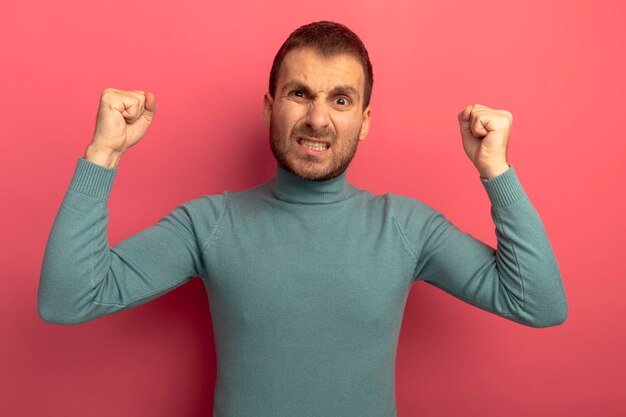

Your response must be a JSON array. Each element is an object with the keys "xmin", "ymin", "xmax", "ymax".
[
  {"xmin": 280, "ymin": 102, "xmax": 305, "ymax": 119},
  {"xmin": 334, "ymin": 115, "xmax": 362, "ymax": 136},
  {"xmin": 271, "ymin": 114, "xmax": 298, "ymax": 147},
  {"xmin": 275, "ymin": 109, "xmax": 301, "ymax": 132}
]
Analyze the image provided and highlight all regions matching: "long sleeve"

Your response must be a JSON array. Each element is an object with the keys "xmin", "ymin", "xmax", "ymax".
[
  {"xmin": 38, "ymin": 157, "xmax": 225, "ymax": 325},
  {"xmin": 403, "ymin": 166, "xmax": 567, "ymax": 328}
]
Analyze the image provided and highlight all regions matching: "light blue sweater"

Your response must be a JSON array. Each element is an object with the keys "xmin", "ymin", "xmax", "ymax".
[{"xmin": 39, "ymin": 157, "xmax": 567, "ymax": 417}]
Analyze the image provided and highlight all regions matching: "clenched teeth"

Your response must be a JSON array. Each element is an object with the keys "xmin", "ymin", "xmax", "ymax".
[{"xmin": 299, "ymin": 139, "xmax": 329, "ymax": 151}]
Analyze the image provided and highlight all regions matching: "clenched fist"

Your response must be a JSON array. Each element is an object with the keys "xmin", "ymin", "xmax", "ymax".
[
  {"xmin": 458, "ymin": 103, "xmax": 512, "ymax": 179},
  {"xmin": 85, "ymin": 88, "xmax": 158, "ymax": 168}
]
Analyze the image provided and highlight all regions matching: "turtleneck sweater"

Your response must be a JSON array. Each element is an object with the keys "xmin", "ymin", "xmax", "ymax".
[{"xmin": 39, "ymin": 156, "xmax": 567, "ymax": 417}]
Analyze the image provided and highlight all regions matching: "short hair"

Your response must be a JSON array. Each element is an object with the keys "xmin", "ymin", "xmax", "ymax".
[{"xmin": 268, "ymin": 21, "xmax": 374, "ymax": 109}]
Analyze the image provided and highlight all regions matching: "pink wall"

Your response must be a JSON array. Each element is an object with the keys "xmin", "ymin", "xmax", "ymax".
[{"xmin": 1, "ymin": 0, "xmax": 624, "ymax": 415}]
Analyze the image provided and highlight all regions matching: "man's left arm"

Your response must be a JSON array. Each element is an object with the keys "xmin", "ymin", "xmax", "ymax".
[{"xmin": 411, "ymin": 104, "xmax": 567, "ymax": 327}]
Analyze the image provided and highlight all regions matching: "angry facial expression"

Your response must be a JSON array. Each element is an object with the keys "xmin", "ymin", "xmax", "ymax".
[{"xmin": 264, "ymin": 47, "xmax": 371, "ymax": 181}]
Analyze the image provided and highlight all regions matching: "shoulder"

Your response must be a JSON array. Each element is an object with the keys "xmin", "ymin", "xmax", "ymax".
[
  {"xmin": 164, "ymin": 192, "xmax": 229, "ymax": 226},
  {"xmin": 365, "ymin": 189, "xmax": 442, "ymax": 222},
  {"xmin": 346, "ymin": 185, "xmax": 444, "ymax": 230},
  {"xmin": 182, "ymin": 192, "xmax": 227, "ymax": 210}
]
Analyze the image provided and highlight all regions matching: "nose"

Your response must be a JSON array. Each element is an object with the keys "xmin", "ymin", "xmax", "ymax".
[{"xmin": 305, "ymin": 100, "xmax": 330, "ymax": 131}]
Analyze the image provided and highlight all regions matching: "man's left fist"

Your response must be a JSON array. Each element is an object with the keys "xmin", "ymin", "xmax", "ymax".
[{"xmin": 458, "ymin": 103, "xmax": 512, "ymax": 179}]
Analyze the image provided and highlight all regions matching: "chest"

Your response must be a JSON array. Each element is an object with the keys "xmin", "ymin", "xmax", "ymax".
[{"xmin": 202, "ymin": 200, "xmax": 416, "ymax": 334}]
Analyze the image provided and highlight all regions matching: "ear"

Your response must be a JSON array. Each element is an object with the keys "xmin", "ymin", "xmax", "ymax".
[
  {"xmin": 263, "ymin": 92, "xmax": 274, "ymax": 128},
  {"xmin": 358, "ymin": 106, "xmax": 371, "ymax": 141}
]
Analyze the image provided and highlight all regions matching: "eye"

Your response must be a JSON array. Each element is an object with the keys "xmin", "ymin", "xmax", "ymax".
[
  {"xmin": 335, "ymin": 97, "xmax": 351, "ymax": 106},
  {"xmin": 290, "ymin": 90, "xmax": 305, "ymax": 98}
]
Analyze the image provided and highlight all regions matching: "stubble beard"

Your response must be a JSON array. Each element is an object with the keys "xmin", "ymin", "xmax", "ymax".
[{"xmin": 269, "ymin": 121, "xmax": 360, "ymax": 182}]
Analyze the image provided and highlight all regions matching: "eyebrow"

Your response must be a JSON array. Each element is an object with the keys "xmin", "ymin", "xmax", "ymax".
[{"xmin": 282, "ymin": 80, "xmax": 360, "ymax": 100}]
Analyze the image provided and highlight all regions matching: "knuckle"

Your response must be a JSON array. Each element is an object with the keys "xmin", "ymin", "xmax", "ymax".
[
  {"xmin": 499, "ymin": 110, "xmax": 513, "ymax": 123},
  {"xmin": 101, "ymin": 87, "xmax": 119, "ymax": 96},
  {"xmin": 100, "ymin": 88, "xmax": 120, "ymax": 104}
]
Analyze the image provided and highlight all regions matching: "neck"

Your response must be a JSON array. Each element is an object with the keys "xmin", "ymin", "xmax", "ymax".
[{"xmin": 268, "ymin": 164, "xmax": 355, "ymax": 204}]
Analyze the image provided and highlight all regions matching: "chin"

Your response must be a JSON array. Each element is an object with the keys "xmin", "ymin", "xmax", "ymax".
[
  {"xmin": 290, "ymin": 165, "xmax": 325, "ymax": 181},
  {"xmin": 295, "ymin": 163, "xmax": 346, "ymax": 181},
  {"xmin": 279, "ymin": 159, "xmax": 329, "ymax": 181},
  {"xmin": 271, "ymin": 140, "xmax": 346, "ymax": 181}
]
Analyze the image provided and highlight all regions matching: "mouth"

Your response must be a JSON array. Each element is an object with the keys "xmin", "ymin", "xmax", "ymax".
[{"xmin": 297, "ymin": 137, "xmax": 331, "ymax": 152}]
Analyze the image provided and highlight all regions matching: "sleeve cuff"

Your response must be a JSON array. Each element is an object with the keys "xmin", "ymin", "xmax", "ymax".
[
  {"xmin": 480, "ymin": 165, "xmax": 526, "ymax": 208},
  {"xmin": 68, "ymin": 157, "xmax": 118, "ymax": 200}
]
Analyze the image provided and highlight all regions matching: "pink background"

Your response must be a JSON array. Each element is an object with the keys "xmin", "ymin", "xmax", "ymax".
[{"xmin": 1, "ymin": 0, "xmax": 625, "ymax": 416}]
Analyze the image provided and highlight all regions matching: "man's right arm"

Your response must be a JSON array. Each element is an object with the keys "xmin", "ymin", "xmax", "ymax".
[
  {"xmin": 38, "ymin": 88, "xmax": 224, "ymax": 325},
  {"xmin": 37, "ymin": 156, "xmax": 224, "ymax": 325}
]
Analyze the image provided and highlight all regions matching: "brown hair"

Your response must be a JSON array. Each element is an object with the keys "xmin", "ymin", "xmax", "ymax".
[{"xmin": 268, "ymin": 21, "xmax": 374, "ymax": 109}]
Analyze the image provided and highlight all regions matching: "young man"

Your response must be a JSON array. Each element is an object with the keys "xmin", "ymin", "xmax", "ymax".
[{"xmin": 39, "ymin": 21, "xmax": 567, "ymax": 417}]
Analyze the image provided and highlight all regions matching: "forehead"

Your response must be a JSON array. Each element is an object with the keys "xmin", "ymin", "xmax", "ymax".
[{"xmin": 277, "ymin": 47, "xmax": 364, "ymax": 93}]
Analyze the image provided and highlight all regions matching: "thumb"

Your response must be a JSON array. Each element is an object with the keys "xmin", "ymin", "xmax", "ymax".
[
  {"xmin": 458, "ymin": 105, "xmax": 473, "ymax": 136},
  {"xmin": 144, "ymin": 91, "xmax": 158, "ymax": 116},
  {"xmin": 131, "ymin": 91, "xmax": 158, "ymax": 133}
]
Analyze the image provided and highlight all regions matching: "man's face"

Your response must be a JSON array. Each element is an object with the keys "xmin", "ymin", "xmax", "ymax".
[{"xmin": 264, "ymin": 47, "xmax": 371, "ymax": 181}]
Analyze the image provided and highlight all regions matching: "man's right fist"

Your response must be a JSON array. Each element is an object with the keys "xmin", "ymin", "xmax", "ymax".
[{"xmin": 85, "ymin": 88, "xmax": 158, "ymax": 168}]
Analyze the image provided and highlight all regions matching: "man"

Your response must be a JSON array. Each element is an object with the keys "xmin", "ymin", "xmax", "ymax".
[{"xmin": 39, "ymin": 21, "xmax": 567, "ymax": 417}]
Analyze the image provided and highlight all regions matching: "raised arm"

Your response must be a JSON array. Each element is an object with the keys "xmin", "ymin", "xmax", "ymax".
[
  {"xmin": 407, "ymin": 104, "xmax": 567, "ymax": 327},
  {"xmin": 38, "ymin": 89, "xmax": 222, "ymax": 325},
  {"xmin": 407, "ymin": 167, "xmax": 567, "ymax": 327}
]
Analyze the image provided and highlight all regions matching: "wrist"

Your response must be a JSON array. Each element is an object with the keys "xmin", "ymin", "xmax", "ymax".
[
  {"xmin": 478, "ymin": 162, "xmax": 510, "ymax": 180},
  {"xmin": 85, "ymin": 144, "xmax": 122, "ymax": 169}
]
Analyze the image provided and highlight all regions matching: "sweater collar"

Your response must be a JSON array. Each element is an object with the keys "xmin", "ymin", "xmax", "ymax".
[{"xmin": 268, "ymin": 163, "xmax": 355, "ymax": 204}]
